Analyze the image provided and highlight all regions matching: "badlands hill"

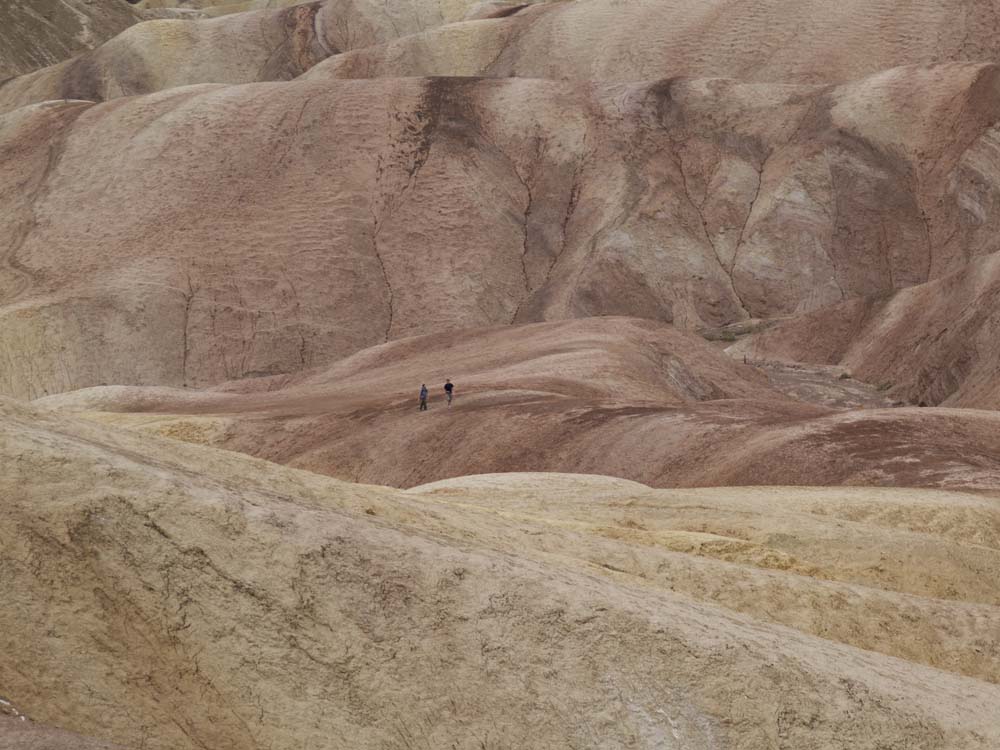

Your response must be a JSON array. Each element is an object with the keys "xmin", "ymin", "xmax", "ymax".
[
  {"xmin": 8, "ymin": 0, "xmax": 1000, "ymax": 105},
  {"xmin": 0, "ymin": 0, "xmax": 539, "ymax": 108},
  {"xmin": 733, "ymin": 251, "xmax": 1000, "ymax": 409},
  {"xmin": 321, "ymin": 0, "xmax": 1000, "ymax": 84},
  {"xmin": 4, "ymin": 398, "xmax": 1000, "ymax": 749},
  {"xmin": 6, "ymin": 0, "xmax": 1000, "ymax": 747},
  {"xmin": 4, "ymin": 65, "xmax": 1000, "ymax": 401},
  {"xmin": 5, "ymin": 2, "xmax": 1000, "ymax": 413},
  {"xmin": 39, "ymin": 317, "xmax": 1000, "ymax": 490}
]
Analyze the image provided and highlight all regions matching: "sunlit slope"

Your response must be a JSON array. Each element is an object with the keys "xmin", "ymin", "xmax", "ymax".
[{"xmin": 4, "ymin": 398, "xmax": 1000, "ymax": 749}]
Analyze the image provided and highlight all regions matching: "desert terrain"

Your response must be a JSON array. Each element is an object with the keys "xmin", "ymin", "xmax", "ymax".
[{"xmin": 3, "ymin": 0, "xmax": 1000, "ymax": 748}]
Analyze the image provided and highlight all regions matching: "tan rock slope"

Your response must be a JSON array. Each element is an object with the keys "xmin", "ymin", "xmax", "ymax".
[
  {"xmin": 0, "ymin": 0, "xmax": 536, "ymax": 107},
  {"xmin": 320, "ymin": 0, "xmax": 1000, "ymax": 84},
  {"xmin": 38, "ymin": 317, "xmax": 1000, "ymax": 491},
  {"xmin": 0, "ymin": 0, "xmax": 140, "ymax": 80},
  {"xmin": 4, "ymin": 398, "xmax": 1000, "ymax": 749},
  {"xmin": 5, "ymin": 66, "xmax": 1000, "ymax": 399}
]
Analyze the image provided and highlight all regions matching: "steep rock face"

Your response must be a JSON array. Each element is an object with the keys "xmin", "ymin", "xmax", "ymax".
[
  {"xmin": 4, "ymin": 399, "xmax": 1000, "ymax": 750},
  {"xmin": 734, "ymin": 251, "xmax": 1000, "ymax": 409},
  {"xmin": 0, "ymin": 0, "xmax": 140, "ymax": 80},
  {"xmin": 4, "ymin": 67, "xmax": 1000, "ymax": 398}
]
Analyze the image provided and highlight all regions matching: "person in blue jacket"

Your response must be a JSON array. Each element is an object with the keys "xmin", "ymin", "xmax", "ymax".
[{"xmin": 419, "ymin": 384, "xmax": 429, "ymax": 411}]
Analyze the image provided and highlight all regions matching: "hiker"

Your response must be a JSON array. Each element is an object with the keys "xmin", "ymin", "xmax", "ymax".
[
  {"xmin": 444, "ymin": 379, "xmax": 454, "ymax": 406},
  {"xmin": 419, "ymin": 384, "xmax": 429, "ymax": 411}
]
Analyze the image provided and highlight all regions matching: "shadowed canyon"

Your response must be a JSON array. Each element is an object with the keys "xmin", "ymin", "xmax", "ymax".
[{"xmin": 4, "ymin": 1, "xmax": 1000, "ymax": 748}]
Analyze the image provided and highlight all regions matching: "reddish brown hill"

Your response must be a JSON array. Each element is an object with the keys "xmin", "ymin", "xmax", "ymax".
[
  {"xmin": 38, "ymin": 318, "xmax": 1000, "ymax": 491},
  {"xmin": 5, "ymin": 67, "xmax": 1000, "ymax": 399},
  {"xmin": 5, "ymin": 2, "xmax": 1000, "ymax": 744},
  {"xmin": 10, "ymin": 0, "xmax": 1000, "ymax": 101},
  {"xmin": 0, "ymin": 0, "xmax": 537, "ymax": 108},
  {"xmin": 0, "ymin": 4, "xmax": 331, "ymax": 107}
]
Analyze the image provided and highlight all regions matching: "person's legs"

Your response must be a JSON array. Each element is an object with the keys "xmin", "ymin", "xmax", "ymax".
[{"xmin": 447, "ymin": 392, "xmax": 452, "ymax": 406}]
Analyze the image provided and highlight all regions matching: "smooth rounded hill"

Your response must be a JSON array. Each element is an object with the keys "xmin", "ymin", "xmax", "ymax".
[
  {"xmin": 0, "ymin": 4, "xmax": 333, "ymax": 107},
  {"xmin": 40, "ymin": 318, "xmax": 1000, "ymax": 491},
  {"xmin": 4, "ymin": 398, "xmax": 1000, "ymax": 749},
  {"xmin": 10, "ymin": 0, "xmax": 1000, "ymax": 96}
]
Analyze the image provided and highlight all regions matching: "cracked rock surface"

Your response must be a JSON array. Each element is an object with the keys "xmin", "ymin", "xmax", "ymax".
[{"xmin": 4, "ymin": 398, "xmax": 1000, "ymax": 750}]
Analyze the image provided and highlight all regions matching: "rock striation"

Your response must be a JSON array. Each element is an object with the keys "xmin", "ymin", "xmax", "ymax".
[{"xmin": 4, "ymin": 67, "xmax": 1000, "ymax": 398}]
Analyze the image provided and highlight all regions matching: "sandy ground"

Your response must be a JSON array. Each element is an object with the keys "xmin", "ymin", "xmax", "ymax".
[{"xmin": 0, "ymin": 716, "xmax": 125, "ymax": 750}]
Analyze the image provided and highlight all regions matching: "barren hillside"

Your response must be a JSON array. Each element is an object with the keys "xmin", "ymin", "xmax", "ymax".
[
  {"xmin": 5, "ymin": 67, "xmax": 1000, "ymax": 400},
  {"xmin": 731, "ymin": 250, "xmax": 1000, "ymax": 409},
  {"xmin": 0, "ymin": 0, "xmax": 543, "ymax": 107},
  {"xmin": 4, "ymin": 400, "xmax": 1000, "ymax": 750},
  {"xmin": 0, "ymin": 0, "xmax": 140, "ymax": 80},
  {"xmin": 37, "ymin": 317, "xmax": 1000, "ymax": 491},
  {"xmin": 305, "ymin": 0, "xmax": 1000, "ymax": 84},
  {"xmin": 5, "ymin": 0, "xmax": 1000, "ymax": 747}
]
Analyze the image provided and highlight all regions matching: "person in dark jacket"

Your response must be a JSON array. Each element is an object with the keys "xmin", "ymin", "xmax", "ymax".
[
  {"xmin": 419, "ymin": 384, "xmax": 429, "ymax": 411},
  {"xmin": 444, "ymin": 379, "xmax": 454, "ymax": 406}
]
